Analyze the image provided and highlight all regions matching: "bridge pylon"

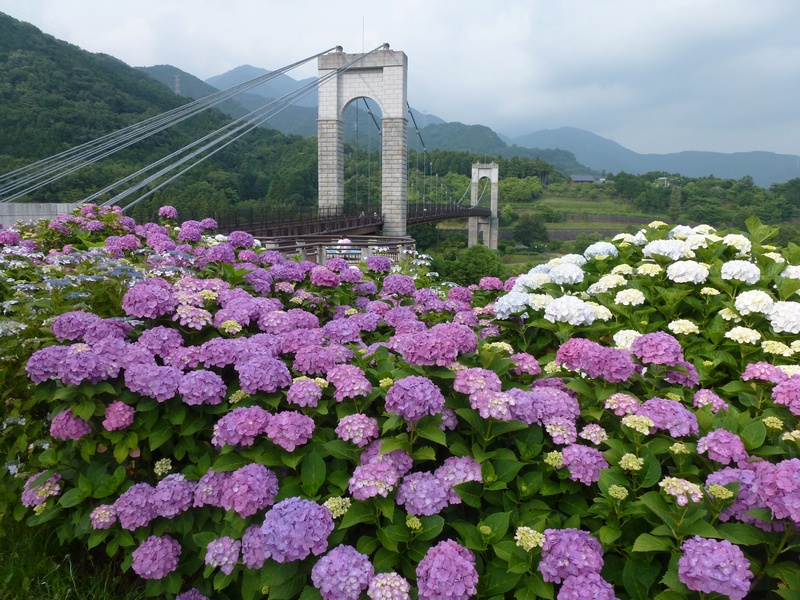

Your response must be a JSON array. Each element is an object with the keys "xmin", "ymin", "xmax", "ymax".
[
  {"xmin": 317, "ymin": 47, "xmax": 408, "ymax": 237},
  {"xmin": 468, "ymin": 162, "xmax": 499, "ymax": 249}
]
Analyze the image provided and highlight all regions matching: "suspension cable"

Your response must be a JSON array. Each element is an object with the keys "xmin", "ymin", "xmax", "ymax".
[
  {"xmin": 0, "ymin": 47, "xmax": 339, "ymax": 202},
  {"xmin": 111, "ymin": 45, "xmax": 388, "ymax": 211}
]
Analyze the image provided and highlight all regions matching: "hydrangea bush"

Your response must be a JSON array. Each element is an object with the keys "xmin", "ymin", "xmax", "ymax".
[{"xmin": 3, "ymin": 206, "xmax": 800, "ymax": 599}]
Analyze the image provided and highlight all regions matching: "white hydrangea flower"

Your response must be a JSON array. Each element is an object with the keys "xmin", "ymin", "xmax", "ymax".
[
  {"xmin": 719, "ymin": 308, "xmax": 742, "ymax": 322},
  {"xmin": 778, "ymin": 364, "xmax": 800, "ymax": 376},
  {"xmin": 615, "ymin": 288, "xmax": 646, "ymax": 306},
  {"xmin": 722, "ymin": 233, "xmax": 752, "ymax": 255},
  {"xmin": 684, "ymin": 234, "xmax": 710, "ymax": 250},
  {"xmin": 734, "ymin": 290, "xmax": 774, "ymax": 315},
  {"xmin": 493, "ymin": 292, "xmax": 531, "ymax": 319},
  {"xmin": 586, "ymin": 302, "xmax": 613, "ymax": 321},
  {"xmin": 692, "ymin": 224, "xmax": 716, "ymax": 235},
  {"xmin": 720, "ymin": 260, "xmax": 761, "ymax": 284},
  {"xmin": 669, "ymin": 225, "xmax": 695, "ymax": 238},
  {"xmin": 558, "ymin": 254, "xmax": 588, "ymax": 266},
  {"xmin": 724, "ymin": 327, "xmax": 761, "ymax": 344},
  {"xmin": 763, "ymin": 252, "xmax": 785, "ymax": 263},
  {"xmin": 548, "ymin": 263, "xmax": 585, "ymax": 285},
  {"xmin": 648, "ymin": 220, "xmax": 668, "ymax": 228},
  {"xmin": 613, "ymin": 329, "xmax": 642, "ymax": 349},
  {"xmin": 512, "ymin": 272, "xmax": 551, "ymax": 292},
  {"xmin": 636, "ymin": 263, "xmax": 663, "ymax": 277},
  {"xmin": 587, "ymin": 274, "xmax": 627, "ymax": 295},
  {"xmin": 584, "ymin": 241, "xmax": 619, "ymax": 260},
  {"xmin": 700, "ymin": 287, "xmax": 720, "ymax": 296},
  {"xmin": 611, "ymin": 264, "xmax": 635, "ymax": 276},
  {"xmin": 544, "ymin": 295, "xmax": 596, "ymax": 326},
  {"xmin": 762, "ymin": 340, "xmax": 794, "ymax": 357},
  {"xmin": 668, "ymin": 319, "xmax": 700, "ymax": 335},
  {"xmin": 768, "ymin": 301, "xmax": 800, "ymax": 334},
  {"xmin": 666, "ymin": 260, "xmax": 709, "ymax": 284},
  {"xmin": 643, "ymin": 239, "xmax": 693, "ymax": 261},
  {"xmin": 613, "ymin": 233, "xmax": 638, "ymax": 244},
  {"xmin": 781, "ymin": 265, "xmax": 800, "ymax": 280},
  {"xmin": 526, "ymin": 293, "xmax": 555, "ymax": 311}
]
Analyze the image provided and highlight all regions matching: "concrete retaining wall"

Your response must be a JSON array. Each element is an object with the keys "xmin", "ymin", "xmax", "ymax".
[{"xmin": 0, "ymin": 203, "xmax": 82, "ymax": 229}]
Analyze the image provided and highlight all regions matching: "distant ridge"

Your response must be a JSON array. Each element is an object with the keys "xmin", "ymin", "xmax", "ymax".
[{"xmin": 513, "ymin": 127, "xmax": 800, "ymax": 187}]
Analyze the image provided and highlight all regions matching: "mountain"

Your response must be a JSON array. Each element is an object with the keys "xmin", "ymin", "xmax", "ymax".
[
  {"xmin": 513, "ymin": 127, "xmax": 800, "ymax": 187},
  {"xmin": 205, "ymin": 64, "xmax": 318, "ymax": 108}
]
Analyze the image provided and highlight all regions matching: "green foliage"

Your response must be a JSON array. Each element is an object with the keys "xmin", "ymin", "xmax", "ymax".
[
  {"xmin": 514, "ymin": 214, "xmax": 550, "ymax": 247},
  {"xmin": 438, "ymin": 244, "xmax": 508, "ymax": 285}
]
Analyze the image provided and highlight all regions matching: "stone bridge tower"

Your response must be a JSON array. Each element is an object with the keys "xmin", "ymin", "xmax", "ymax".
[
  {"xmin": 468, "ymin": 162, "xmax": 499, "ymax": 249},
  {"xmin": 317, "ymin": 46, "xmax": 408, "ymax": 237}
]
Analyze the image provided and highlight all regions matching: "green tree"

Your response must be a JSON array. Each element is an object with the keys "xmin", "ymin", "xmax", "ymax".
[
  {"xmin": 669, "ymin": 185, "xmax": 682, "ymax": 223},
  {"xmin": 514, "ymin": 213, "xmax": 549, "ymax": 246},
  {"xmin": 442, "ymin": 244, "xmax": 507, "ymax": 285}
]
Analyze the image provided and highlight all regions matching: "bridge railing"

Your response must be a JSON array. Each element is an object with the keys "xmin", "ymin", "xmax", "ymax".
[{"xmin": 260, "ymin": 234, "xmax": 416, "ymax": 266}]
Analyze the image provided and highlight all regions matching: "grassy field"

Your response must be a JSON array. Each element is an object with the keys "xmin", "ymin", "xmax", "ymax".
[{"xmin": 0, "ymin": 520, "xmax": 145, "ymax": 600}]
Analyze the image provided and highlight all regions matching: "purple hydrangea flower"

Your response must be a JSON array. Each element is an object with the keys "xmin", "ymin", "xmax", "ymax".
[
  {"xmin": 367, "ymin": 572, "xmax": 411, "ymax": 600},
  {"xmin": 175, "ymin": 590, "xmax": 209, "ymax": 600},
  {"xmin": 561, "ymin": 444, "xmax": 609, "ymax": 485},
  {"xmin": 122, "ymin": 280, "xmax": 176, "ymax": 319},
  {"xmin": 241, "ymin": 524, "xmax": 269, "ymax": 569},
  {"xmin": 326, "ymin": 364, "xmax": 373, "ymax": 402},
  {"xmin": 26, "ymin": 345, "xmax": 69, "ymax": 383},
  {"xmin": 219, "ymin": 463, "xmax": 279, "ymax": 518},
  {"xmin": 349, "ymin": 461, "xmax": 400, "ymax": 500},
  {"xmin": 678, "ymin": 536, "xmax": 753, "ymax": 600},
  {"xmin": 178, "ymin": 220, "xmax": 203, "ymax": 242},
  {"xmin": 630, "ymin": 331, "xmax": 684, "ymax": 366},
  {"xmin": 124, "ymin": 363, "xmax": 182, "ymax": 402},
  {"xmin": 453, "ymin": 368, "xmax": 502, "ymax": 395},
  {"xmin": 416, "ymin": 539, "xmax": 478, "ymax": 600},
  {"xmin": 755, "ymin": 458, "xmax": 800, "ymax": 524},
  {"xmin": 637, "ymin": 397, "xmax": 698, "ymax": 437},
  {"xmin": 89, "ymin": 504, "xmax": 117, "ymax": 529},
  {"xmin": 212, "ymin": 406, "xmax": 271, "ymax": 449},
  {"xmin": 336, "ymin": 414, "xmax": 379, "ymax": 447},
  {"xmin": 772, "ymin": 375, "xmax": 800, "ymax": 415},
  {"xmin": 153, "ymin": 474, "xmax": 196, "ymax": 519},
  {"xmin": 157, "ymin": 205, "xmax": 178, "ymax": 219},
  {"xmin": 385, "ymin": 376, "xmax": 445, "ymax": 423},
  {"xmin": 51, "ymin": 310, "xmax": 102, "ymax": 341},
  {"xmin": 205, "ymin": 536, "xmax": 241, "ymax": 575},
  {"xmin": 50, "ymin": 408, "xmax": 92, "ymax": 440},
  {"xmin": 311, "ymin": 545, "xmax": 375, "ymax": 600},
  {"xmin": 697, "ymin": 429, "xmax": 749, "ymax": 467},
  {"xmin": 742, "ymin": 361, "xmax": 788, "ymax": 384},
  {"xmin": 311, "ymin": 267, "xmax": 341, "ymax": 288},
  {"xmin": 235, "ymin": 354, "xmax": 292, "ymax": 394},
  {"xmin": 21, "ymin": 471, "xmax": 62, "ymax": 507},
  {"xmin": 131, "ymin": 534, "xmax": 181, "ymax": 580},
  {"xmin": 539, "ymin": 528, "xmax": 604, "ymax": 583},
  {"xmin": 178, "ymin": 369, "xmax": 226, "ymax": 405},
  {"xmin": 434, "ymin": 456, "xmax": 482, "ymax": 504},
  {"xmin": 193, "ymin": 469, "xmax": 231, "ymax": 508},
  {"xmin": 286, "ymin": 378, "xmax": 323, "ymax": 408},
  {"xmin": 260, "ymin": 497, "xmax": 334, "ymax": 562},
  {"xmin": 102, "ymin": 400, "xmax": 135, "ymax": 431},
  {"xmin": 265, "ymin": 411, "xmax": 315, "ymax": 452},
  {"xmin": 693, "ymin": 389, "xmax": 728, "ymax": 413},
  {"xmin": 396, "ymin": 471, "xmax": 450, "ymax": 516},
  {"xmin": 365, "ymin": 256, "xmax": 392, "ymax": 272},
  {"xmin": 381, "ymin": 274, "xmax": 416, "ymax": 297},
  {"xmin": 137, "ymin": 326, "xmax": 184, "ymax": 359},
  {"xmin": 558, "ymin": 574, "xmax": 618, "ymax": 600},
  {"xmin": 227, "ymin": 230, "xmax": 254, "ymax": 248},
  {"xmin": 510, "ymin": 352, "xmax": 542, "ymax": 376},
  {"xmin": 114, "ymin": 482, "xmax": 156, "ymax": 530}
]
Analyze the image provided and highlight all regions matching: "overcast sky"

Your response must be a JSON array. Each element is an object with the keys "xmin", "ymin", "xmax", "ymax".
[{"xmin": 2, "ymin": 0, "xmax": 800, "ymax": 156}]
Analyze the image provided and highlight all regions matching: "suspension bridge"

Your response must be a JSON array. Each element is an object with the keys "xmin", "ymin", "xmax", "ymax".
[{"xmin": 0, "ymin": 44, "xmax": 498, "ymax": 248}]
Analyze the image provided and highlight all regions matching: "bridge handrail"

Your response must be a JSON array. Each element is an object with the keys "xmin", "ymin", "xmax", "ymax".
[{"xmin": 259, "ymin": 234, "xmax": 416, "ymax": 266}]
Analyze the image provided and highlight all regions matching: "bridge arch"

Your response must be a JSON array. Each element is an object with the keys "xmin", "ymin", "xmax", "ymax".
[
  {"xmin": 468, "ymin": 162, "xmax": 499, "ymax": 250},
  {"xmin": 317, "ymin": 47, "xmax": 408, "ymax": 236}
]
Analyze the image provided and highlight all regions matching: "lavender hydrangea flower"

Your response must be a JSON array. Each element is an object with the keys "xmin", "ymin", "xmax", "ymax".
[
  {"xmin": 559, "ymin": 574, "xmax": 618, "ymax": 600},
  {"xmin": 102, "ymin": 400, "xmax": 135, "ymax": 431},
  {"xmin": 51, "ymin": 310, "xmax": 102, "ymax": 341},
  {"xmin": 755, "ymin": 458, "xmax": 800, "ymax": 524},
  {"xmin": 349, "ymin": 461, "xmax": 400, "ymax": 500},
  {"xmin": 697, "ymin": 430, "xmax": 749, "ymax": 467},
  {"xmin": 336, "ymin": 414, "xmax": 379, "ymax": 447},
  {"xmin": 381, "ymin": 274, "xmax": 416, "ymax": 297},
  {"xmin": 212, "ymin": 406, "xmax": 271, "ymax": 448},
  {"xmin": 416, "ymin": 539, "xmax": 478, "ymax": 600},
  {"xmin": 131, "ymin": 534, "xmax": 181, "ymax": 580},
  {"xmin": 326, "ymin": 364, "xmax": 373, "ymax": 402},
  {"xmin": 453, "ymin": 368, "xmax": 502, "ymax": 395},
  {"xmin": 153, "ymin": 474, "xmax": 196, "ymax": 519},
  {"xmin": 367, "ymin": 572, "xmax": 411, "ymax": 600},
  {"xmin": 122, "ymin": 280, "xmax": 176, "ymax": 319},
  {"xmin": 561, "ymin": 444, "xmax": 609, "ymax": 485},
  {"xmin": 396, "ymin": 471, "xmax": 450, "ymax": 516},
  {"xmin": 124, "ymin": 364, "xmax": 182, "ymax": 402},
  {"xmin": 385, "ymin": 376, "xmax": 445, "ymax": 423},
  {"xmin": 235, "ymin": 354, "xmax": 291, "ymax": 394},
  {"xmin": 50, "ymin": 408, "xmax": 92, "ymax": 440},
  {"xmin": 137, "ymin": 326, "xmax": 184, "ymax": 358},
  {"xmin": 434, "ymin": 456, "xmax": 483, "ymax": 504},
  {"xmin": 311, "ymin": 544, "xmax": 374, "ymax": 600},
  {"xmin": 772, "ymin": 375, "xmax": 800, "ymax": 415},
  {"xmin": 21, "ymin": 471, "xmax": 62, "ymax": 507},
  {"xmin": 637, "ymin": 397, "xmax": 698, "ymax": 437},
  {"xmin": 219, "ymin": 463, "xmax": 279, "ymax": 518},
  {"xmin": 205, "ymin": 536, "xmax": 241, "ymax": 575},
  {"xmin": 693, "ymin": 389, "xmax": 728, "ymax": 413},
  {"xmin": 178, "ymin": 369, "xmax": 226, "ymax": 405},
  {"xmin": 539, "ymin": 528, "xmax": 604, "ymax": 583},
  {"xmin": 114, "ymin": 482, "xmax": 156, "ymax": 530},
  {"xmin": 241, "ymin": 524, "xmax": 269, "ymax": 569},
  {"xmin": 264, "ymin": 410, "xmax": 315, "ymax": 452},
  {"xmin": 89, "ymin": 504, "xmax": 117, "ymax": 529},
  {"xmin": 678, "ymin": 536, "xmax": 753, "ymax": 600},
  {"xmin": 260, "ymin": 497, "xmax": 334, "ymax": 562},
  {"xmin": 157, "ymin": 205, "xmax": 178, "ymax": 219},
  {"xmin": 366, "ymin": 256, "xmax": 392, "ymax": 272},
  {"xmin": 630, "ymin": 331, "xmax": 684, "ymax": 366},
  {"xmin": 286, "ymin": 378, "xmax": 323, "ymax": 407},
  {"xmin": 193, "ymin": 469, "xmax": 230, "ymax": 508}
]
